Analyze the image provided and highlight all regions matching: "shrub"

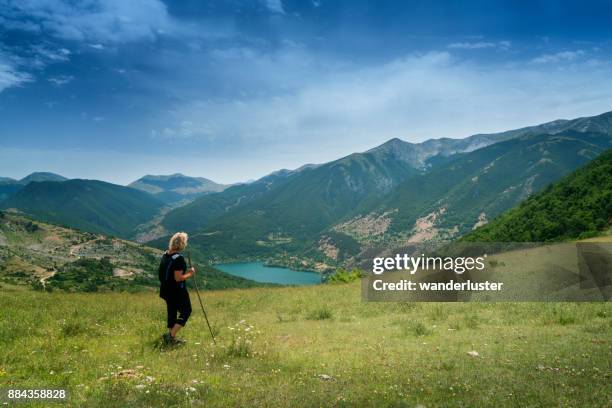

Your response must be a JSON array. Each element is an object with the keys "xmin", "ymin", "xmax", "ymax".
[{"xmin": 327, "ymin": 268, "xmax": 362, "ymax": 284}]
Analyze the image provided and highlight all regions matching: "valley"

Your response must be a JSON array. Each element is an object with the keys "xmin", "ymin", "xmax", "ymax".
[{"xmin": 1, "ymin": 111, "xmax": 612, "ymax": 287}]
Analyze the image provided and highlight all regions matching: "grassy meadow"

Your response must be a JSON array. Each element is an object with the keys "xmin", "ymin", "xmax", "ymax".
[{"xmin": 1, "ymin": 282, "xmax": 610, "ymax": 407}]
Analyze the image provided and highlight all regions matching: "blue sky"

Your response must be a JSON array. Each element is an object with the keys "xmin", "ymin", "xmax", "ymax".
[{"xmin": 1, "ymin": 0, "xmax": 612, "ymax": 184}]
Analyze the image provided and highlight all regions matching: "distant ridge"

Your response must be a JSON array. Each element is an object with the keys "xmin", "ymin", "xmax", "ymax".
[
  {"xmin": 366, "ymin": 109, "xmax": 612, "ymax": 170},
  {"xmin": 19, "ymin": 172, "xmax": 67, "ymax": 184},
  {"xmin": 129, "ymin": 173, "xmax": 227, "ymax": 204},
  {"xmin": 0, "ymin": 172, "xmax": 67, "ymax": 201}
]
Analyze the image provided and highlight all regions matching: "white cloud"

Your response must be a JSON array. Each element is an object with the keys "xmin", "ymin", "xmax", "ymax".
[
  {"xmin": 0, "ymin": 52, "xmax": 33, "ymax": 93},
  {"xmin": 448, "ymin": 41, "xmax": 511, "ymax": 50},
  {"xmin": 151, "ymin": 47, "xmax": 612, "ymax": 165},
  {"xmin": 26, "ymin": 45, "xmax": 71, "ymax": 69},
  {"xmin": 47, "ymin": 74, "xmax": 74, "ymax": 86},
  {"xmin": 2, "ymin": 0, "xmax": 174, "ymax": 44},
  {"xmin": 264, "ymin": 0, "xmax": 285, "ymax": 14},
  {"xmin": 0, "ymin": 45, "xmax": 72, "ymax": 90},
  {"xmin": 151, "ymin": 120, "xmax": 202, "ymax": 140},
  {"xmin": 531, "ymin": 50, "xmax": 585, "ymax": 64}
]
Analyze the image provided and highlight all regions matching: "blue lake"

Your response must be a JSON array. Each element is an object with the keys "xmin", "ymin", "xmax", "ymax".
[{"xmin": 215, "ymin": 262, "xmax": 321, "ymax": 285}]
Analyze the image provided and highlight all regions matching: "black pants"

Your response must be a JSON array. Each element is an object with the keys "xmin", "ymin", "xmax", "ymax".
[{"xmin": 164, "ymin": 290, "xmax": 192, "ymax": 328}]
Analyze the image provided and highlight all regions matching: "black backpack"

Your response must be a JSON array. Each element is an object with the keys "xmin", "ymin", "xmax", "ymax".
[{"xmin": 159, "ymin": 253, "xmax": 181, "ymax": 298}]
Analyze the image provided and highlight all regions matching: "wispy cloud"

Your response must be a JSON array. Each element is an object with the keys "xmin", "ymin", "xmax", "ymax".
[
  {"xmin": 448, "ymin": 41, "xmax": 511, "ymax": 50},
  {"xmin": 150, "ymin": 47, "xmax": 612, "ymax": 161},
  {"xmin": 48, "ymin": 75, "xmax": 74, "ymax": 86},
  {"xmin": 1, "ymin": 0, "xmax": 173, "ymax": 44},
  {"xmin": 150, "ymin": 121, "xmax": 197, "ymax": 140},
  {"xmin": 32, "ymin": 45, "xmax": 71, "ymax": 62},
  {"xmin": 0, "ymin": 52, "xmax": 33, "ymax": 93},
  {"xmin": 531, "ymin": 50, "xmax": 585, "ymax": 64},
  {"xmin": 0, "ymin": 44, "xmax": 72, "ymax": 91},
  {"xmin": 264, "ymin": 0, "xmax": 285, "ymax": 14}
]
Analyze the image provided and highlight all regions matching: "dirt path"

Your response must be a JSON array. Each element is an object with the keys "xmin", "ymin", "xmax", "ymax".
[{"xmin": 69, "ymin": 237, "xmax": 105, "ymax": 256}]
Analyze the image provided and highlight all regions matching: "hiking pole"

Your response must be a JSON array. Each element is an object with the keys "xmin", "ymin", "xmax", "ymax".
[{"xmin": 188, "ymin": 252, "xmax": 216, "ymax": 344}]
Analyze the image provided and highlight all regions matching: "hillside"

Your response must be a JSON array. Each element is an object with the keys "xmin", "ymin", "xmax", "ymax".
[
  {"xmin": 462, "ymin": 149, "xmax": 612, "ymax": 242},
  {"xmin": 129, "ymin": 174, "xmax": 227, "ymax": 204},
  {"xmin": 160, "ymin": 145, "xmax": 425, "ymax": 265},
  {"xmin": 161, "ymin": 168, "xmax": 308, "ymax": 233},
  {"xmin": 0, "ymin": 210, "xmax": 161, "ymax": 291},
  {"xmin": 372, "ymin": 130, "xmax": 611, "ymax": 238},
  {"xmin": 0, "ymin": 179, "xmax": 164, "ymax": 238},
  {"xmin": 321, "ymin": 131, "xmax": 609, "ymax": 268},
  {"xmin": 0, "ymin": 211, "xmax": 262, "ymax": 292},
  {"xmin": 0, "ymin": 179, "xmax": 21, "ymax": 201}
]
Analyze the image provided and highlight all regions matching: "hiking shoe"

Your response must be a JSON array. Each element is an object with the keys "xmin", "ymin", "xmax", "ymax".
[
  {"xmin": 162, "ymin": 332, "xmax": 173, "ymax": 346},
  {"xmin": 173, "ymin": 337, "xmax": 186, "ymax": 346}
]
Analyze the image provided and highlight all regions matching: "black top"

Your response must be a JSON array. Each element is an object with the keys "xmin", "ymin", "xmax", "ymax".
[{"xmin": 158, "ymin": 252, "xmax": 187, "ymax": 298}]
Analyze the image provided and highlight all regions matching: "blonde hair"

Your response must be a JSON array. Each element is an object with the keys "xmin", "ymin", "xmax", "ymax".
[{"xmin": 168, "ymin": 232, "xmax": 188, "ymax": 252}]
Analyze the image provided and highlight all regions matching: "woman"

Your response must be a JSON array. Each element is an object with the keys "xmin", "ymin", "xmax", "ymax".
[{"xmin": 158, "ymin": 232, "xmax": 195, "ymax": 345}]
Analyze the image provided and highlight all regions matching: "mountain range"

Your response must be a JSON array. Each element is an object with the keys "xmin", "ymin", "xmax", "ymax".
[
  {"xmin": 2, "ymin": 110, "xmax": 612, "ymax": 271},
  {"xmin": 0, "ymin": 172, "xmax": 229, "ymax": 238},
  {"xmin": 156, "ymin": 111, "xmax": 612, "ymax": 269}
]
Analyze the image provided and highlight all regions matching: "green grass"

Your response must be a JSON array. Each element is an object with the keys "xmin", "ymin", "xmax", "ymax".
[{"xmin": 1, "ymin": 283, "xmax": 610, "ymax": 407}]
